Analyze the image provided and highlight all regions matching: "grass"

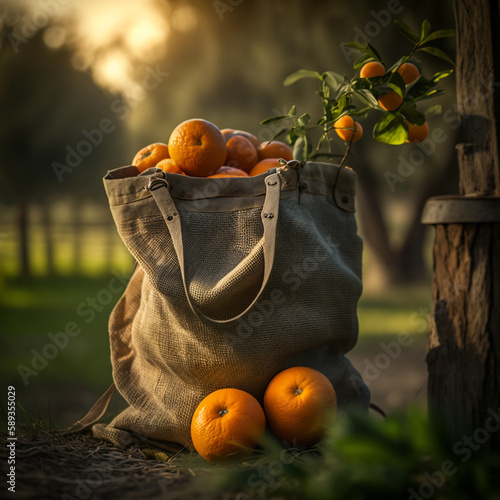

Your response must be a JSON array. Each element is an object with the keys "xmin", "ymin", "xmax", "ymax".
[{"xmin": 0, "ymin": 272, "xmax": 430, "ymax": 430}]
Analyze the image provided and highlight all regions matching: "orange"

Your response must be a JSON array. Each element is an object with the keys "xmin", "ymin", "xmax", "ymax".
[
  {"xmin": 397, "ymin": 62, "xmax": 420, "ymax": 85},
  {"xmin": 191, "ymin": 388, "xmax": 266, "ymax": 462},
  {"xmin": 257, "ymin": 141, "xmax": 293, "ymax": 162},
  {"xmin": 360, "ymin": 61, "xmax": 385, "ymax": 78},
  {"xmin": 263, "ymin": 366, "xmax": 337, "ymax": 447},
  {"xmin": 406, "ymin": 121, "xmax": 429, "ymax": 143},
  {"xmin": 249, "ymin": 158, "xmax": 282, "ymax": 176},
  {"xmin": 208, "ymin": 166, "xmax": 249, "ymax": 178},
  {"xmin": 378, "ymin": 91, "xmax": 403, "ymax": 111},
  {"xmin": 334, "ymin": 115, "xmax": 363, "ymax": 143},
  {"xmin": 132, "ymin": 142, "xmax": 170, "ymax": 173},
  {"xmin": 221, "ymin": 128, "xmax": 235, "ymax": 142},
  {"xmin": 225, "ymin": 135, "xmax": 258, "ymax": 173},
  {"xmin": 156, "ymin": 158, "xmax": 186, "ymax": 175},
  {"xmin": 232, "ymin": 130, "xmax": 261, "ymax": 150},
  {"xmin": 168, "ymin": 119, "xmax": 227, "ymax": 177}
]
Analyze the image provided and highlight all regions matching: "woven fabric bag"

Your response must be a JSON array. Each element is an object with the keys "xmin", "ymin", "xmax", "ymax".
[{"xmin": 92, "ymin": 161, "xmax": 370, "ymax": 451}]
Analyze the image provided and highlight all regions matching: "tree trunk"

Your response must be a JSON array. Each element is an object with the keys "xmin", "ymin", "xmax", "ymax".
[
  {"xmin": 41, "ymin": 199, "xmax": 55, "ymax": 275},
  {"xmin": 426, "ymin": 0, "xmax": 500, "ymax": 446},
  {"xmin": 18, "ymin": 200, "xmax": 30, "ymax": 278},
  {"xmin": 73, "ymin": 200, "xmax": 83, "ymax": 274},
  {"xmin": 356, "ymin": 152, "xmax": 458, "ymax": 286}
]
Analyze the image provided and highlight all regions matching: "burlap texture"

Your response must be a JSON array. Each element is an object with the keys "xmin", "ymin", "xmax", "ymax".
[{"xmin": 94, "ymin": 161, "xmax": 370, "ymax": 451}]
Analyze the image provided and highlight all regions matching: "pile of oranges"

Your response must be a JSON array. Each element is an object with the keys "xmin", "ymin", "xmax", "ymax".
[
  {"xmin": 131, "ymin": 118, "xmax": 294, "ymax": 178},
  {"xmin": 190, "ymin": 366, "xmax": 337, "ymax": 462}
]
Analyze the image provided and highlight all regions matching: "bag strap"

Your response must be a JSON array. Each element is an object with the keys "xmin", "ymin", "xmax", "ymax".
[
  {"xmin": 57, "ymin": 383, "xmax": 116, "ymax": 435},
  {"xmin": 148, "ymin": 171, "xmax": 282, "ymax": 326}
]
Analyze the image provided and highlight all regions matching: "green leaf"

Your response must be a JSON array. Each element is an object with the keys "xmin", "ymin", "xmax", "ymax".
[
  {"xmin": 293, "ymin": 136, "xmax": 308, "ymax": 161},
  {"xmin": 354, "ymin": 54, "xmax": 374, "ymax": 71},
  {"xmin": 366, "ymin": 43, "xmax": 383, "ymax": 62},
  {"xmin": 421, "ymin": 29, "xmax": 455, "ymax": 43},
  {"xmin": 417, "ymin": 46, "xmax": 455, "ymax": 66},
  {"xmin": 288, "ymin": 105, "xmax": 297, "ymax": 116},
  {"xmin": 420, "ymin": 19, "xmax": 431, "ymax": 42},
  {"xmin": 424, "ymin": 104, "xmax": 442, "ymax": 118},
  {"xmin": 431, "ymin": 69, "xmax": 454, "ymax": 83},
  {"xmin": 298, "ymin": 113, "xmax": 311, "ymax": 127},
  {"xmin": 394, "ymin": 19, "xmax": 419, "ymax": 43},
  {"xmin": 283, "ymin": 69, "xmax": 322, "ymax": 86},
  {"xmin": 413, "ymin": 88, "xmax": 446, "ymax": 102},
  {"xmin": 344, "ymin": 41, "xmax": 372, "ymax": 55},
  {"xmin": 270, "ymin": 127, "xmax": 289, "ymax": 141},
  {"xmin": 387, "ymin": 83, "xmax": 404, "ymax": 98},
  {"xmin": 386, "ymin": 56, "xmax": 408, "ymax": 74},
  {"xmin": 373, "ymin": 113, "xmax": 408, "ymax": 144},
  {"xmin": 355, "ymin": 89, "xmax": 379, "ymax": 107},
  {"xmin": 399, "ymin": 102, "xmax": 426, "ymax": 125},
  {"xmin": 387, "ymin": 71, "xmax": 406, "ymax": 94},
  {"xmin": 260, "ymin": 115, "xmax": 289, "ymax": 125},
  {"xmin": 322, "ymin": 71, "xmax": 340, "ymax": 90}
]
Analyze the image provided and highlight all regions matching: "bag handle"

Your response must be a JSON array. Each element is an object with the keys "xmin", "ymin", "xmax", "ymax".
[{"xmin": 148, "ymin": 171, "xmax": 282, "ymax": 325}]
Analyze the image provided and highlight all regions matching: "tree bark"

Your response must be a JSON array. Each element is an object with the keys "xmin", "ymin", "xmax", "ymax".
[{"xmin": 427, "ymin": 0, "xmax": 500, "ymax": 446}]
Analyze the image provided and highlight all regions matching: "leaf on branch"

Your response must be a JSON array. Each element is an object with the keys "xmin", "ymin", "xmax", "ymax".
[
  {"xmin": 322, "ymin": 71, "xmax": 342, "ymax": 90},
  {"xmin": 420, "ymin": 19, "xmax": 431, "ymax": 42},
  {"xmin": 413, "ymin": 88, "xmax": 446, "ymax": 102},
  {"xmin": 431, "ymin": 69, "xmax": 454, "ymax": 83},
  {"xmin": 373, "ymin": 113, "xmax": 408, "ymax": 144},
  {"xmin": 417, "ymin": 46, "xmax": 455, "ymax": 66},
  {"xmin": 260, "ymin": 115, "xmax": 289, "ymax": 125},
  {"xmin": 354, "ymin": 54, "xmax": 374, "ymax": 70},
  {"xmin": 399, "ymin": 102, "xmax": 426, "ymax": 125},
  {"xmin": 366, "ymin": 43, "xmax": 383, "ymax": 62},
  {"xmin": 298, "ymin": 113, "xmax": 311, "ymax": 127},
  {"xmin": 424, "ymin": 104, "xmax": 442, "ymax": 118},
  {"xmin": 421, "ymin": 29, "xmax": 455, "ymax": 43},
  {"xmin": 394, "ymin": 19, "xmax": 419, "ymax": 43},
  {"xmin": 283, "ymin": 70, "xmax": 323, "ymax": 86},
  {"xmin": 387, "ymin": 83, "xmax": 404, "ymax": 98},
  {"xmin": 293, "ymin": 136, "xmax": 308, "ymax": 162},
  {"xmin": 270, "ymin": 127, "xmax": 289, "ymax": 141},
  {"xmin": 355, "ymin": 89, "xmax": 379, "ymax": 107}
]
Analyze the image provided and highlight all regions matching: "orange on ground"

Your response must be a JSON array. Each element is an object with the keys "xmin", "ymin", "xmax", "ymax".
[
  {"xmin": 397, "ymin": 62, "xmax": 420, "ymax": 85},
  {"xmin": 406, "ymin": 121, "xmax": 429, "ymax": 143},
  {"xmin": 191, "ymin": 388, "xmax": 266, "ymax": 462},
  {"xmin": 263, "ymin": 366, "xmax": 337, "ymax": 447},
  {"xmin": 232, "ymin": 130, "xmax": 261, "ymax": 150},
  {"xmin": 360, "ymin": 61, "xmax": 385, "ymax": 78},
  {"xmin": 257, "ymin": 141, "xmax": 293, "ymax": 162},
  {"xmin": 378, "ymin": 91, "xmax": 403, "ymax": 111},
  {"xmin": 168, "ymin": 119, "xmax": 227, "ymax": 177},
  {"xmin": 208, "ymin": 166, "xmax": 249, "ymax": 178},
  {"xmin": 225, "ymin": 135, "xmax": 258, "ymax": 173},
  {"xmin": 334, "ymin": 115, "xmax": 363, "ymax": 143},
  {"xmin": 156, "ymin": 158, "xmax": 186, "ymax": 175},
  {"xmin": 132, "ymin": 142, "xmax": 170, "ymax": 173},
  {"xmin": 249, "ymin": 158, "xmax": 282, "ymax": 176}
]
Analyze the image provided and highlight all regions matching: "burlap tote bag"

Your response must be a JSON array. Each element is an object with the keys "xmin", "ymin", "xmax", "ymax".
[{"xmin": 92, "ymin": 160, "xmax": 370, "ymax": 452}]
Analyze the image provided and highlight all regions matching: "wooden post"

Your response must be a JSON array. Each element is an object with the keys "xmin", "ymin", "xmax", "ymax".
[{"xmin": 423, "ymin": 0, "xmax": 500, "ymax": 446}]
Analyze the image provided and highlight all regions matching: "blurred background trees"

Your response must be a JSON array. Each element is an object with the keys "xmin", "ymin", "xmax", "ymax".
[{"xmin": 0, "ymin": 0, "xmax": 456, "ymax": 284}]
